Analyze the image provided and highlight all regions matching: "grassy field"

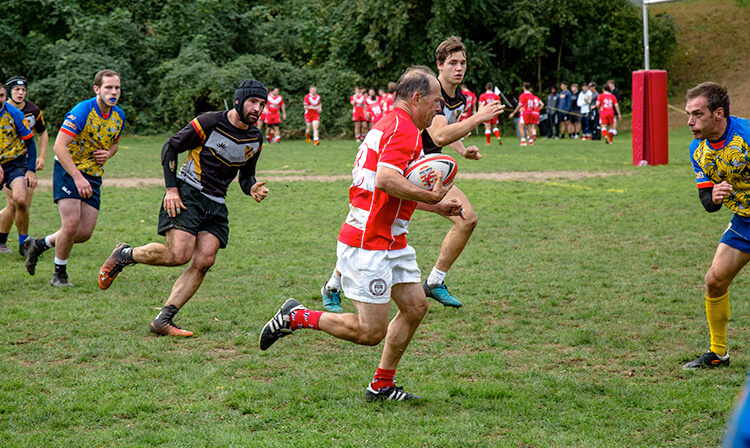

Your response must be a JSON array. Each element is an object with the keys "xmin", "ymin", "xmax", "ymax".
[{"xmin": 1, "ymin": 129, "xmax": 747, "ymax": 447}]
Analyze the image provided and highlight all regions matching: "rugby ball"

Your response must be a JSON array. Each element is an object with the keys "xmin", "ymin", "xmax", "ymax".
[{"xmin": 404, "ymin": 154, "xmax": 458, "ymax": 189}]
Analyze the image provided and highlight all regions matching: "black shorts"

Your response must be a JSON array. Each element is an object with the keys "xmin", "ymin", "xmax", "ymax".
[
  {"xmin": 157, "ymin": 180, "xmax": 230, "ymax": 248},
  {"xmin": 559, "ymin": 113, "xmax": 570, "ymax": 122},
  {"xmin": 569, "ymin": 113, "xmax": 580, "ymax": 123}
]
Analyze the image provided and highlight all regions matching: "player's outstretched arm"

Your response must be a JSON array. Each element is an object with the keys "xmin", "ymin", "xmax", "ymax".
[
  {"xmin": 426, "ymin": 101, "xmax": 503, "ymax": 148},
  {"xmin": 447, "ymin": 139, "xmax": 481, "ymax": 160}
]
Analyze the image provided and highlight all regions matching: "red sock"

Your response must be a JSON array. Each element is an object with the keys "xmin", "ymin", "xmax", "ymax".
[
  {"xmin": 602, "ymin": 129, "xmax": 608, "ymax": 140},
  {"xmin": 371, "ymin": 367, "xmax": 396, "ymax": 391},
  {"xmin": 485, "ymin": 132, "xmax": 491, "ymax": 144},
  {"xmin": 608, "ymin": 133, "xmax": 613, "ymax": 143},
  {"xmin": 493, "ymin": 129, "xmax": 500, "ymax": 139},
  {"xmin": 290, "ymin": 308, "xmax": 323, "ymax": 330}
]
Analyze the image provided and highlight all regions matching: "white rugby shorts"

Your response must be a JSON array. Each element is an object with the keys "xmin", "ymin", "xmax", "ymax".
[{"xmin": 336, "ymin": 241, "xmax": 421, "ymax": 305}]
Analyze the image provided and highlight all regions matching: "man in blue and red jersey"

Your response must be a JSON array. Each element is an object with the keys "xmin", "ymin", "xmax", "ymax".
[
  {"xmin": 259, "ymin": 66, "xmax": 464, "ymax": 401},
  {"xmin": 0, "ymin": 85, "xmax": 37, "ymax": 254},
  {"xmin": 683, "ymin": 82, "xmax": 750, "ymax": 370},
  {"xmin": 97, "ymin": 80, "xmax": 269, "ymax": 337},
  {"xmin": 23, "ymin": 69, "xmax": 125, "ymax": 287}
]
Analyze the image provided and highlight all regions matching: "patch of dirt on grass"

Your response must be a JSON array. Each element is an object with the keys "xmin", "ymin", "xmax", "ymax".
[{"xmin": 35, "ymin": 170, "xmax": 624, "ymax": 189}]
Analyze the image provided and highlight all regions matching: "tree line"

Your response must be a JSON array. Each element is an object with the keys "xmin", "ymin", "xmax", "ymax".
[{"xmin": 2, "ymin": 0, "xmax": 676, "ymax": 137}]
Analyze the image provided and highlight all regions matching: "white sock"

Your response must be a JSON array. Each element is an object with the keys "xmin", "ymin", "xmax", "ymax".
[
  {"xmin": 54, "ymin": 257, "xmax": 67, "ymax": 265},
  {"xmin": 44, "ymin": 235, "xmax": 54, "ymax": 248},
  {"xmin": 427, "ymin": 267, "xmax": 446, "ymax": 287},
  {"xmin": 327, "ymin": 270, "xmax": 342, "ymax": 291}
]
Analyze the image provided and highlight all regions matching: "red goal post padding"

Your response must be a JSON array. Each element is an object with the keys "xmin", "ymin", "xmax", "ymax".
[{"xmin": 632, "ymin": 70, "xmax": 668, "ymax": 166}]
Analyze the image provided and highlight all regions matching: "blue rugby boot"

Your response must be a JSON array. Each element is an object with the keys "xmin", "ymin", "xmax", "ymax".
[
  {"xmin": 423, "ymin": 280, "xmax": 462, "ymax": 308},
  {"xmin": 320, "ymin": 285, "xmax": 344, "ymax": 313}
]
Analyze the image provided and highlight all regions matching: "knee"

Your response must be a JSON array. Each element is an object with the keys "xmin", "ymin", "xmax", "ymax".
[
  {"xmin": 705, "ymin": 269, "xmax": 729, "ymax": 295},
  {"xmin": 457, "ymin": 212, "xmax": 478, "ymax": 232},
  {"xmin": 407, "ymin": 298, "xmax": 429, "ymax": 322},
  {"xmin": 171, "ymin": 249, "xmax": 193, "ymax": 266},
  {"xmin": 13, "ymin": 196, "xmax": 28, "ymax": 210},
  {"xmin": 192, "ymin": 255, "xmax": 216, "ymax": 273},
  {"xmin": 359, "ymin": 328, "xmax": 388, "ymax": 346}
]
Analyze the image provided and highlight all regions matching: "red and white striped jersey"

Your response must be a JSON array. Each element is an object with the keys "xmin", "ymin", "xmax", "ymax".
[
  {"xmin": 267, "ymin": 94, "xmax": 284, "ymax": 114},
  {"xmin": 338, "ymin": 108, "xmax": 423, "ymax": 251},
  {"xmin": 304, "ymin": 93, "xmax": 321, "ymax": 111}
]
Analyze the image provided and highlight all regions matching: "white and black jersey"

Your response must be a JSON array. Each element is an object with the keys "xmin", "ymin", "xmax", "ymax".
[{"xmin": 421, "ymin": 82, "xmax": 466, "ymax": 155}]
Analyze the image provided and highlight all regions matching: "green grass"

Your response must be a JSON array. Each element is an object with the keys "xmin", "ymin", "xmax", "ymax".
[{"xmin": 1, "ymin": 130, "xmax": 747, "ymax": 447}]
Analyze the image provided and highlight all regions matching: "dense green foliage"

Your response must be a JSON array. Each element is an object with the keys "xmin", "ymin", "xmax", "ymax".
[{"xmin": 3, "ymin": 0, "xmax": 675, "ymax": 135}]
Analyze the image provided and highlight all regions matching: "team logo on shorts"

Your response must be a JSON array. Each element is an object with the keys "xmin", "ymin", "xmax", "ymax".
[{"xmin": 369, "ymin": 279, "xmax": 387, "ymax": 296}]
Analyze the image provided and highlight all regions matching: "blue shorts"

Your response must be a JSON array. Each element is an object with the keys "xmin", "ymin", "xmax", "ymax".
[
  {"xmin": 53, "ymin": 160, "xmax": 102, "ymax": 210},
  {"xmin": 0, "ymin": 156, "xmax": 28, "ymax": 190},
  {"xmin": 720, "ymin": 214, "xmax": 750, "ymax": 253}
]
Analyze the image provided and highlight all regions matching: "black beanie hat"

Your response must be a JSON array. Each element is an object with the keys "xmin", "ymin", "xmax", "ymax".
[{"xmin": 234, "ymin": 79, "xmax": 268, "ymax": 124}]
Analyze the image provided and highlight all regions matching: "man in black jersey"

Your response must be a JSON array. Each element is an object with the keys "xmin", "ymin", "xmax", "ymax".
[
  {"xmin": 97, "ymin": 80, "xmax": 269, "ymax": 337},
  {"xmin": 418, "ymin": 36, "xmax": 504, "ymax": 308}
]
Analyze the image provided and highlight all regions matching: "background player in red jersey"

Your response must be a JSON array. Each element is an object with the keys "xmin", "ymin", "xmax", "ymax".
[
  {"xmin": 260, "ymin": 66, "xmax": 463, "ymax": 401},
  {"xmin": 365, "ymin": 89, "xmax": 385, "ymax": 125},
  {"xmin": 303, "ymin": 85, "xmax": 321, "ymax": 146},
  {"xmin": 364, "ymin": 88, "xmax": 380, "ymax": 132},
  {"xmin": 459, "ymin": 83, "xmax": 477, "ymax": 138},
  {"xmin": 0, "ymin": 76, "xmax": 48, "ymax": 255},
  {"xmin": 478, "ymin": 83, "xmax": 502, "ymax": 145},
  {"xmin": 382, "ymin": 82, "xmax": 396, "ymax": 115},
  {"xmin": 510, "ymin": 82, "xmax": 544, "ymax": 146},
  {"xmin": 350, "ymin": 87, "xmax": 367, "ymax": 141},
  {"xmin": 596, "ymin": 83, "xmax": 621, "ymax": 144},
  {"xmin": 264, "ymin": 87, "xmax": 285, "ymax": 143}
]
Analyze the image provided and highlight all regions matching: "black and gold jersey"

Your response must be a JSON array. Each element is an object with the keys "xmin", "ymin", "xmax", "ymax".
[{"xmin": 168, "ymin": 111, "xmax": 263, "ymax": 202}]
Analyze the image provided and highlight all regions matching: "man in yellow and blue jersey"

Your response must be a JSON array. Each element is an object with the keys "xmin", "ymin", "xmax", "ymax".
[
  {"xmin": 684, "ymin": 82, "xmax": 750, "ymax": 369},
  {"xmin": 0, "ymin": 86, "xmax": 37, "ymax": 254},
  {"xmin": 1, "ymin": 76, "xmax": 48, "ymax": 256},
  {"xmin": 23, "ymin": 69, "xmax": 125, "ymax": 287}
]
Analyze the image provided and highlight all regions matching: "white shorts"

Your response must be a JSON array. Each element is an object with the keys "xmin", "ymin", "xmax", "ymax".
[{"xmin": 336, "ymin": 241, "xmax": 421, "ymax": 305}]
